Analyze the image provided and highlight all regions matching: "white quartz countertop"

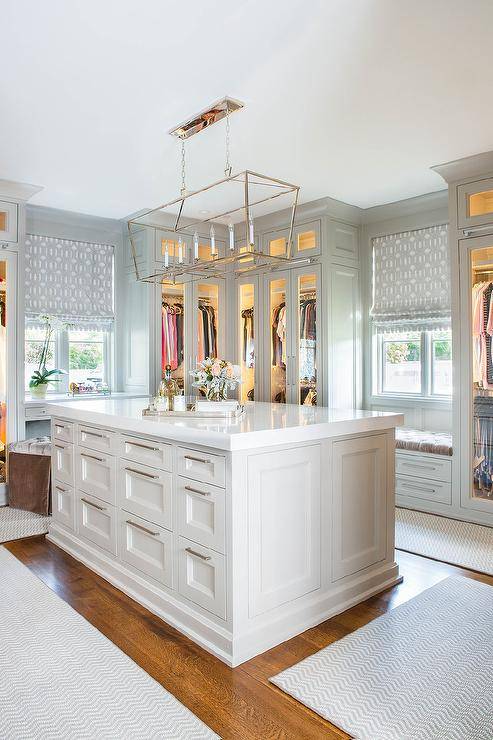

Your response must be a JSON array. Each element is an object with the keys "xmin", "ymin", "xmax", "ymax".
[
  {"xmin": 25, "ymin": 391, "xmax": 148, "ymax": 407},
  {"xmin": 49, "ymin": 399, "xmax": 404, "ymax": 451}
]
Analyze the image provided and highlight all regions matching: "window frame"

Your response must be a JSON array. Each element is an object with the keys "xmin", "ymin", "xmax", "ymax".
[
  {"xmin": 25, "ymin": 325, "xmax": 112, "ymax": 394},
  {"xmin": 373, "ymin": 327, "xmax": 452, "ymax": 401}
]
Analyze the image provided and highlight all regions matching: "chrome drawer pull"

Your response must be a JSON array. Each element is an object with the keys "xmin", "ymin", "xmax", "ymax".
[
  {"xmin": 402, "ymin": 462, "xmax": 437, "ymax": 471},
  {"xmin": 127, "ymin": 440, "xmax": 160, "ymax": 452},
  {"xmin": 55, "ymin": 424, "xmax": 67, "ymax": 431},
  {"xmin": 54, "ymin": 444, "xmax": 65, "ymax": 450},
  {"xmin": 125, "ymin": 467, "xmax": 159, "ymax": 480},
  {"xmin": 184, "ymin": 454, "xmax": 211, "ymax": 465},
  {"xmin": 126, "ymin": 520, "xmax": 160, "ymax": 536},
  {"xmin": 55, "ymin": 485, "xmax": 68, "ymax": 493},
  {"xmin": 81, "ymin": 497, "xmax": 106, "ymax": 511},
  {"xmin": 81, "ymin": 452, "xmax": 104, "ymax": 463},
  {"xmin": 185, "ymin": 485, "xmax": 210, "ymax": 497},
  {"xmin": 401, "ymin": 482, "xmax": 437, "ymax": 494},
  {"xmin": 185, "ymin": 547, "xmax": 211, "ymax": 561},
  {"xmin": 83, "ymin": 430, "xmax": 107, "ymax": 439}
]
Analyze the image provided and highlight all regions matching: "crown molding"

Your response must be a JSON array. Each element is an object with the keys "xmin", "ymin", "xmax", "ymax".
[
  {"xmin": 432, "ymin": 150, "xmax": 493, "ymax": 184},
  {"xmin": 0, "ymin": 178, "xmax": 43, "ymax": 202}
]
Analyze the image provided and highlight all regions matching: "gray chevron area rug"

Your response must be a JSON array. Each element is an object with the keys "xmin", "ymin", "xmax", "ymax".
[
  {"xmin": 0, "ymin": 506, "xmax": 50, "ymax": 543},
  {"xmin": 271, "ymin": 576, "xmax": 493, "ymax": 740},
  {"xmin": 0, "ymin": 547, "xmax": 218, "ymax": 740},
  {"xmin": 396, "ymin": 506, "xmax": 493, "ymax": 576}
]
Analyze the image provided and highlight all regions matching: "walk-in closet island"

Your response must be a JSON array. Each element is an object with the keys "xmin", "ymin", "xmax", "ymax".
[{"xmin": 48, "ymin": 398, "xmax": 402, "ymax": 666}]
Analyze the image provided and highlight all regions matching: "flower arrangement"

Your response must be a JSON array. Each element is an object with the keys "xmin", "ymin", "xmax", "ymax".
[
  {"xmin": 190, "ymin": 357, "xmax": 241, "ymax": 401},
  {"xmin": 29, "ymin": 314, "xmax": 68, "ymax": 397}
]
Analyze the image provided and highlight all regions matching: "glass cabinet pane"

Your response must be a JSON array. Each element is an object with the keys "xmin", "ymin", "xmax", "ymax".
[
  {"xmin": 269, "ymin": 237, "xmax": 287, "ymax": 257},
  {"xmin": 297, "ymin": 230, "xmax": 316, "ymax": 252},
  {"xmin": 0, "ymin": 213, "xmax": 6, "ymax": 232},
  {"xmin": 197, "ymin": 283, "xmax": 219, "ymax": 362},
  {"xmin": 161, "ymin": 282, "xmax": 185, "ymax": 391},
  {"xmin": 238, "ymin": 283, "xmax": 255, "ymax": 403},
  {"xmin": 471, "ymin": 245, "xmax": 493, "ymax": 501},
  {"xmin": 297, "ymin": 273, "xmax": 317, "ymax": 405},
  {"xmin": 469, "ymin": 190, "xmax": 493, "ymax": 219},
  {"xmin": 0, "ymin": 261, "xmax": 6, "ymax": 484},
  {"xmin": 269, "ymin": 277, "xmax": 287, "ymax": 403}
]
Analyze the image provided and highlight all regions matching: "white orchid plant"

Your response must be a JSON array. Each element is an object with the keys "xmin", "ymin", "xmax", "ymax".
[
  {"xmin": 29, "ymin": 314, "xmax": 68, "ymax": 389},
  {"xmin": 190, "ymin": 357, "xmax": 241, "ymax": 401}
]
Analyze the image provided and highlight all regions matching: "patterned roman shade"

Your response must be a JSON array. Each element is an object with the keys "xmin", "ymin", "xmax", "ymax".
[
  {"xmin": 370, "ymin": 224, "xmax": 450, "ymax": 332},
  {"xmin": 25, "ymin": 234, "xmax": 114, "ymax": 328}
]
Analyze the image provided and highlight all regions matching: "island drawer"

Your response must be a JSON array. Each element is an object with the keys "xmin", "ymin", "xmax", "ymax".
[
  {"xmin": 78, "ymin": 424, "xmax": 116, "ymax": 454},
  {"xmin": 76, "ymin": 448, "xmax": 116, "ymax": 506},
  {"xmin": 118, "ymin": 461, "xmax": 172, "ymax": 530},
  {"xmin": 52, "ymin": 482, "xmax": 75, "ymax": 532},
  {"xmin": 119, "ymin": 510, "xmax": 173, "ymax": 588},
  {"xmin": 53, "ymin": 419, "xmax": 74, "ymax": 444},
  {"xmin": 77, "ymin": 492, "xmax": 117, "ymax": 556},
  {"xmin": 176, "ymin": 447, "xmax": 225, "ymax": 488},
  {"xmin": 52, "ymin": 440, "xmax": 74, "ymax": 486},
  {"xmin": 178, "ymin": 536, "xmax": 226, "ymax": 619},
  {"xmin": 176, "ymin": 476, "xmax": 225, "ymax": 553},
  {"xmin": 395, "ymin": 452, "xmax": 452, "ymax": 483},
  {"xmin": 396, "ymin": 474, "xmax": 452, "ymax": 505},
  {"xmin": 119, "ymin": 435, "xmax": 172, "ymax": 472}
]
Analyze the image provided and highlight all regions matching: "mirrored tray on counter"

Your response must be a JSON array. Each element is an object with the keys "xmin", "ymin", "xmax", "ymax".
[{"xmin": 142, "ymin": 402, "xmax": 245, "ymax": 420}]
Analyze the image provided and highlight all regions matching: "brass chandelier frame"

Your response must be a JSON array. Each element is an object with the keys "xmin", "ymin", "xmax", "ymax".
[{"xmin": 127, "ymin": 98, "xmax": 303, "ymax": 285}]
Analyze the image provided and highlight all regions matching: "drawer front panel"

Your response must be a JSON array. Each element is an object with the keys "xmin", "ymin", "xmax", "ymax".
[
  {"xmin": 78, "ymin": 425, "xmax": 115, "ymax": 454},
  {"xmin": 77, "ymin": 450, "xmax": 116, "ymax": 505},
  {"xmin": 396, "ymin": 474, "xmax": 452, "ymax": 505},
  {"xmin": 396, "ymin": 454, "xmax": 452, "ymax": 483},
  {"xmin": 119, "ymin": 511, "xmax": 173, "ymax": 588},
  {"xmin": 53, "ymin": 419, "xmax": 74, "ymax": 444},
  {"xmin": 52, "ymin": 483, "xmax": 75, "ymax": 531},
  {"xmin": 177, "ymin": 448, "xmax": 225, "ymax": 488},
  {"xmin": 176, "ymin": 476, "xmax": 225, "ymax": 553},
  {"xmin": 52, "ymin": 442, "xmax": 74, "ymax": 485},
  {"xmin": 120, "ymin": 435, "xmax": 172, "ymax": 471},
  {"xmin": 178, "ymin": 536, "xmax": 226, "ymax": 619},
  {"xmin": 118, "ymin": 462, "xmax": 172, "ymax": 530},
  {"xmin": 26, "ymin": 405, "xmax": 49, "ymax": 420},
  {"xmin": 77, "ymin": 493, "xmax": 117, "ymax": 555}
]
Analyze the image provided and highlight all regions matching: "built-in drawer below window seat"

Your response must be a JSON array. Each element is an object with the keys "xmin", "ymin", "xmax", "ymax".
[{"xmin": 395, "ymin": 428, "xmax": 453, "ymax": 511}]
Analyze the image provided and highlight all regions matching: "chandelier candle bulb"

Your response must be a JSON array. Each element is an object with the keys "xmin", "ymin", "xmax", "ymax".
[
  {"xmin": 228, "ymin": 223, "xmax": 235, "ymax": 251},
  {"xmin": 210, "ymin": 224, "xmax": 216, "ymax": 256},
  {"xmin": 193, "ymin": 231, "xmax": 199, "ymax": 260},
  {"xmin": 248, "ymin": 213, "xmax": 254, "ymax": 247},
  {"xmin": 178, "ymin": 237, "xmax": 183, "ymax": 264},
  {"xmin": 164, "ymin": 241, "xmax": 169, "ymax": 268}
]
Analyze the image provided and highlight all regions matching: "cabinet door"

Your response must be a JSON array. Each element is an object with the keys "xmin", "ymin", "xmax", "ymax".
[
  {"xmin": 192, "ymin": 278, "xmax": 225, "ymax": 364},
  {"xmin": 263, "ymin": 228, "xmax": 290, "ymax": 258},
  {"xmin": 155, "ymin": 229, "xmax": 191, "ymax": 265},
  {"xmin": 52, "ymin": 441, "xmax": 74, "ymax": 485},
  {"xmin": 329, "ymin": 265, "xmax": 360, "ymax": 409},
  {"xmin": 237, "ymin": 275, "xmax": 260, "ymax": 403},
  {"xmin": 293, "ymin": 220, "xmax": 321, "ymax": 258},
  {"xmin": 264, "ymin": 271, "xmax": 290, "ymax": 404},
  {"xmin": 76, "ymin": 449, "xmax": 116, "ymax": 506},
  {"xmin": 161, "ymin": 280, "xmax": 186, "ymax": 393},
  {"xmin": 0, "ymin": 201, "xmax": 18, "ymax": 243},
  {"xmin": 332, "ymin": 434, "xmax": 387, "ymax": 581},
  {"xmin": 290, "ymin": 264, "xmax": 321, "ymax": 406},
  {"xmin": 248, "ymin": 445, "xmax": 321, "ymax": 617},
  {"xmin": 328, "ymin": 220, "xmax": 359, "ymax": 263},
  {"xmin": 458, "ymin": 178, "xmax": 493, "ymax": 229},
  {"xmin": 119, "ymin": 511, "xmax": 173, "ymax": 587},
  {"xmin": 52, "ymin": 483, "xmax": 75, "ymax": 531},
  {"xmin": 125, "ymin": 227, "xmax": 148, "ymax": 271},
  {"xmin": 118, "ymin": 461, "xmax": 172, "ymax": 530}
]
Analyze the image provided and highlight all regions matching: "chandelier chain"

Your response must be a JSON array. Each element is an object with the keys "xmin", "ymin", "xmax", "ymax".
[
  {"xmin": 180, "ymin": 139, "xmax": 187, "ymax": 196},
  {"xmin": 225, "ymin": 107, "xmax": 232, "ymax": 177}
]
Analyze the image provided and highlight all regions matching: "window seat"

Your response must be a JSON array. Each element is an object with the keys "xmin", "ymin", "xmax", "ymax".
[{"xmin": 396, "ymin": 428, "xmax": 453, "ymax": 457}]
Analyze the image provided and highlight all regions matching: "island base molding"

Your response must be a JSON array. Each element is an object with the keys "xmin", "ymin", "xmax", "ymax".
[{"xmin": 48, "ymin": 524, "xmax": 401, "ymax": 667}]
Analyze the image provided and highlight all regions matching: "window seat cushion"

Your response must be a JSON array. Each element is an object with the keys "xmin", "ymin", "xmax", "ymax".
[{"xmin": 395, "ymin": 428, "xmax": 453, "ymax": 457}]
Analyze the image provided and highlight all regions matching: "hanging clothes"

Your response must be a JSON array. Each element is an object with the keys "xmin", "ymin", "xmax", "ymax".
[
  {"xmin": 472, "ymin": 281, "xmax": 493, "ymax": 390},
  {"xmin": 271, "ymin": 303, "xmax": 286, "ymax": 367},
  {"xmin": 241, "ymin": 308, "xmax": 254, "ymax": 368},
  {"xmin": 161, "ymin": 301, "xmax": 184, "ymax": 374},
  {"xmin": 197, "ymin": 303, "xmax": 217, "ymax": 361}
]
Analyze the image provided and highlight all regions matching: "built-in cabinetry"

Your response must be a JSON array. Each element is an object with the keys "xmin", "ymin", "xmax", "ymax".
[
  {"xmin": 433, "ymin": 151, "xmax": 493, "ymax": 526},
  {"xmin": 47, "ymin": 402, "xmax": 401, "ymax": 667}
]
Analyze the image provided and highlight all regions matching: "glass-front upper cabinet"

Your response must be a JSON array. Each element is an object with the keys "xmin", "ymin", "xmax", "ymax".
[
  {"xmin": 161, "ymin": 281, "xmax": 186, "ymax": 391},
  {"xmin": 0, "ymin": 200, "xmax": 18, "ymax": 243},
  {"xmin": 263, "ymin": 220, "xmax": 321, "ymax": 260},
  {"xmin": 263, "ymin": 265, "xmax": 321, "ymax": 406},
  {"xmin": 458, "ymin": 178, "xmax": 493, "ymax": 229},
  {"xmin": 237, "ymin": 277, "xmax": 258, "ymax": 403}
]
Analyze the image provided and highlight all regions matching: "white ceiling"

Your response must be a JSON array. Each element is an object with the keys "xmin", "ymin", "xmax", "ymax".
[{"xmin": 3, "ymin": 0, "xmax": 493, "ymax": 218}]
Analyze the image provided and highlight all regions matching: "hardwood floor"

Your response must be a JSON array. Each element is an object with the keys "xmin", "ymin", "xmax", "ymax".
[{"xmin": 4, "ymin": 536, "xmax": 493, "ymax": 739}]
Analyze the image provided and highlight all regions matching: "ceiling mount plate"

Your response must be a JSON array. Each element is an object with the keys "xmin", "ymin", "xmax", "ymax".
[{"xmin": 168, "ymin": 96, "xmax": 244, "ymax": 140}]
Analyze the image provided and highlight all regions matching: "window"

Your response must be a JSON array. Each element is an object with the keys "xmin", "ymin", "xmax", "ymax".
[
  {"xmin": 25, "ymin": 325, "xmax": 111, "ymax": 393},
  {"xmin": 375, "ymin": 329, "xmax": 452, "ymax": 398}
]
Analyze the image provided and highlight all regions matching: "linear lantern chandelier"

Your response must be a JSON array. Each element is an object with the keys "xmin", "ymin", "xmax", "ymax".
[{"xmin": 128, "ymin": 96, "xmax": 304, "ymax": 284}]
